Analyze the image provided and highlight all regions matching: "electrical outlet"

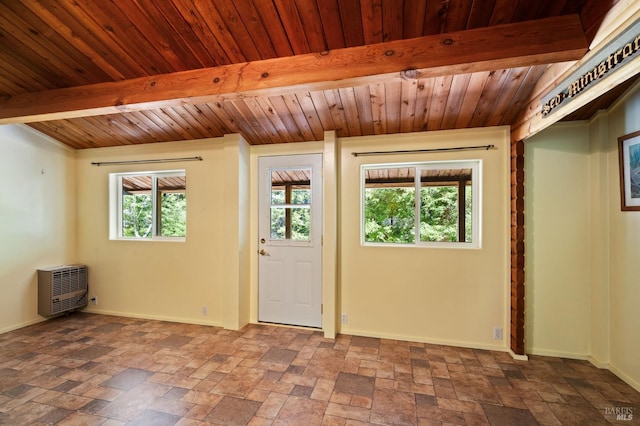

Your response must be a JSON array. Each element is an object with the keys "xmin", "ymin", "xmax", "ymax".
[
  {"xmin": 341, "ymin": 313, "xmax": 348, "ymax": 324},
  {"xmin": 493, "ymin": 327, "xmax": 503, "ymax": 340},
  {"xmin": 91, "ymin": 296, "xmax": 98, "ymax": 305},
  {"xmin": 202, "ymin": 306, "xmax": 208, "ymax": 316}
]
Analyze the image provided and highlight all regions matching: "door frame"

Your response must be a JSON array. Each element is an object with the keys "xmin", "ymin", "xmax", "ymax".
[
  {"xmin": 250, "ymin": 135, "xmax": 338, "ymax": 338},
  {"xmin": 257, "ymin": 153, "xmax": 323, "ymax": 328}
]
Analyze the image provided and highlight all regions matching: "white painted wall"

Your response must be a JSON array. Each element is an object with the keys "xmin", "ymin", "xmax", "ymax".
[
  {"xmin": 525, "ymin": 79, "xmax": 640, "ymax": 391},
  {"xmin": 75, "ymin": 135, "xmax": 249, "ymax": 328},
  {"xmin": 525, "ymin": 122, "xmax": 592, "ymax": 358},
  {"xmin": 0, "ymin": 125, "xmax": 77, "ymax": 332},
  {"xmin": 588, "ymin": 112, "xmax": 611, "ymax": 367},
  {"xmin": 338, "ymin": 127, "xmax": 511, "ymax": 350},
  {"xmin": 248, "ymin": 128, "xmax": 511, "ymax": 349},
  {"xmin": 605, "ymin": 81, "xmax": 640, "ymax": 391},
  {"xmin": 0, "ymin": 125, "xmax": 507, "ymax": 352}
]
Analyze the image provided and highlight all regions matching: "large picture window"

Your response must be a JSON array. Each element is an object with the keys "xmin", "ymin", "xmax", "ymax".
[
  {"xmin": 110, "ymin": 170, "xmax": 186, "ymax": 240},
  {"xmin": 362, "ymin": 160, "xmax": 481, "ymax": 248}
]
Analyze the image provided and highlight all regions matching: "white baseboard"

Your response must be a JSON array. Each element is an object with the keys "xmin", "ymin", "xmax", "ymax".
[
  {"xmin": 526, "ymin": 348, "xmax": 640, "ymax": 394},
  {"xmin": 0, "ymin": 317, "xmax": 48, "ymax": 334},
  {"xmin": 509, "ymin": 350, "xmax": 528, "ymax": 361},
  {"xmin": 609, "ymin": 364, "xmax": 640, "ymax": 393},
  {"xmin": 83, "ymin": 308, "xmax": 224, "ymax": 328},
  {"xmin": 526, "ymin": 347, "xmax": 590, "ymax": 360},
  {"xmin": 587, "ymin": 355, "xmax": 609, "ymax": 369},
  {"xmin": 339, "ymin": 327, "xmax": 509, "ymax": 352}
]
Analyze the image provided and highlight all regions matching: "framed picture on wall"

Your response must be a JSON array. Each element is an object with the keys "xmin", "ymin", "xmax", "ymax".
[{"xmin": 618, "ymin": 130, "xmax": 640, "ymax": 211}]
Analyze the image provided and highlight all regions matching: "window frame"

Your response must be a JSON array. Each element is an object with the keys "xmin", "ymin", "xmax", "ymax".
[
  {"xmin": 266, "ymin": 166, "xmax": 315, "ymax": 248},
  {"xmin": 269, "ymin": 182, "xmax": 312, "ymax": 243},
  {"xmin": 109, "ymin": 169, "xmax": 187, "ymax": 242},
  {"xmin": 360, "ymin": 160, "xmax": 482, "ymax": 249}
]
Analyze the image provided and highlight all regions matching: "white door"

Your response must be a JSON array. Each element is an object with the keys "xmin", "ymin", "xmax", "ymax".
[{"xmin": 258, "ymin": 154, "xmax": 322, "ymax": 328}]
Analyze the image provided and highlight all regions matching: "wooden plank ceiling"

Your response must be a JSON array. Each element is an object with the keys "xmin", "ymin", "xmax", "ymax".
[{"xmin": 0, "ymin": 0, "xmax": 630, "ymax": 149}]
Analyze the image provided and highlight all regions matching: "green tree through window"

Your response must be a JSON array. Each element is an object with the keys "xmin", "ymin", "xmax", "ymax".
[
  {"xmin": 270, "ymin": 187, "xmax": 311, "ymax": 240},
  {"xmin": 364, "ymin": 187, "xmax": 415, "ymax": 243},
  {"xmin": 114, "ymin": 171, "xmax": 186, "ymax": 240},
  {"xmin": 160, "ymin": 192, "xmax": 186, "ymax": 237},
  {"xmin": 420, "ymin": 185, "xmax": 472, "ymax": 242},
  {"xmin": 122, "ymin": 193, "xmax": 152, "ymax": 238},
  {"xmin": 363, "ymin": 162, "xmax": 479, "ymax": 246}
]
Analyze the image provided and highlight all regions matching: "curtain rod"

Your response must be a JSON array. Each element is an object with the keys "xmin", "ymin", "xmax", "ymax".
[
  {"xmin": 351, "ymin": 144, "xmax": 495, "ymax": 157},
  {"xmin": 91, "ymin": 156, "xmax": 203, "ymax": 166}
]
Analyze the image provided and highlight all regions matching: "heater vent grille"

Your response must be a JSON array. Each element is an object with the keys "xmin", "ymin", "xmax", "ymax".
[{"xmin": 38, "ymin": 265, "xmax": 88, "ymax": 316}]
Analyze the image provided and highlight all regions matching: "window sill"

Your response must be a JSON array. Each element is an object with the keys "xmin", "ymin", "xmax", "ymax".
[
  {"xmin": 362, "ymin": 241, "xmax": 481, "ymax": 249},
  {"xmin": 110, "ymin": 237, "xmax": 186, "ymax": 243}
]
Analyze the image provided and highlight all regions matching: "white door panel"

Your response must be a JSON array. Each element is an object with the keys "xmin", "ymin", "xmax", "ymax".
[
  {"xmin": 294, "ymin": 261, "xmax": 312, "ymax": 305},
  {"xmin": 266, "ymin": 261, "xmax": 284, "ymax": 302},
  {"xmin": 258, "ymin": 154, "xmax": 322, "ymax": 328}
]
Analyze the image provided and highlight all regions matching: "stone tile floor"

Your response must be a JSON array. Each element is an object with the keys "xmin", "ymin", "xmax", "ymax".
[{"xmin": 0, "ymin": 313, "xmax": 638, "ymax": 425}]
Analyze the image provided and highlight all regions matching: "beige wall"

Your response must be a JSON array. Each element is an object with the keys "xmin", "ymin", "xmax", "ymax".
[
  {"xmin": 606, "ymin": 82, "xmax": 640, "ymax": 391},
  {"xmin": 247, "ymin": 128, "xmax": 511, "ymax": 349},
  {"xmin": 0, "ymin": 125, "xmax": 77, "ymax": 332},
  {"xmin": 525, "ymin": 122, "xmax": 592, "ymax": 358},
  {"xmin": 338, "ymin": 127, "xmax": 511, "ymax": 350},
  {"xmin": 0, "ymin": 124, "xmax": 511, "ymax": 351},
  {"xmin": 221, "ymin": 136, "xmax": 251, "ymax": 330},
  {"xmin": 76, "ymin": 135, "xmax": 249, "ymax": 328},
  {"xmin": 588, "ymin": 112, "xmax": 611, "ymax": 367},
  {"xmin": 525, "ymin": 80, "xmax": 640, "ymax": 391},
  {"xmin": 3, "ymin": 91, "xmax": 638, "ymax": 390}
]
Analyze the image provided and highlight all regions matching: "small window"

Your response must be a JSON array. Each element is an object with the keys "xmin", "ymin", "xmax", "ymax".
[
  {"xmin": 110, "ymin": 170, "xmax": 186, "ymax": 240},
  {"xmin": 362, "ymin": 161, "xmax": 481, "ymax": 248},
  {"xmin": 269, "ymin": 168, "xmax": 311, "ymax": 241}
]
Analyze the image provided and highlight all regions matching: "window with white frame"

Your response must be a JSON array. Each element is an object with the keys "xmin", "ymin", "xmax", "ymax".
[
  {"xmin": 362, "ymin": 160, "xmax": 481, "ymax": 248},
  {"xmin": 109, "ymin": 170, "xmax": 186, "ymax": 240}
]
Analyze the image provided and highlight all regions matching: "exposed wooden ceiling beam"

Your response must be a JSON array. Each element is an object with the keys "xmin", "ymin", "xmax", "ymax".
[{"xmin": 0, "ymin": 15, "xmax": 587, "ymax": 125}]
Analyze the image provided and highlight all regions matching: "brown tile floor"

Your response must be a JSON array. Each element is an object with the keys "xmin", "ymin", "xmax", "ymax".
[{"xmin": 0, "ymin": 313, "xmax": 638, "ymax": 425}]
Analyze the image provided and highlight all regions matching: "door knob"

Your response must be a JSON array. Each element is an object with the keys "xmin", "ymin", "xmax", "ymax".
[{"xmin": 259, "ymin": 249, "xmax": 269, "ymax": 256}]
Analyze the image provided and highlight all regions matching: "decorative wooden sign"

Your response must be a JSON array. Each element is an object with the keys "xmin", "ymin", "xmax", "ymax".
[{"xmin": 542, "ymin": 18, "xmax": 640, "ymax": 117}]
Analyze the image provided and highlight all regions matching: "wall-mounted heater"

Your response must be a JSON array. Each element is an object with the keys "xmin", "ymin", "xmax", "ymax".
[{"xmin": 38, "ymin": 265, "xmax": 88, "ymax": 316}]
